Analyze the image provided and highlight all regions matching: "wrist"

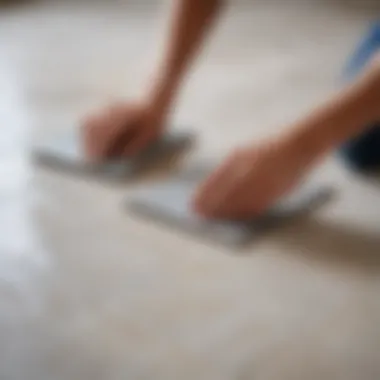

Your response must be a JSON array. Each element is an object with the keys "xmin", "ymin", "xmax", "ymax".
[
  {"xmin": 280, "ymin": 121, "xmax": 333, "ymax": 169},
  {"xmin": 284, "ymin": 72, "xmax": 380, "ymax": 162},
  {"xmin": 144, "ymin": 71, "xmax": 179, "ymax": 114}
]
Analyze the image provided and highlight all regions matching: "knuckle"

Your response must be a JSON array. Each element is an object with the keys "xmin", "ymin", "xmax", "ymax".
[
  {"xmin": 82, "ymin": 114, "xmax": 97, "ymax": 129},
  {"xmin": 231, "ymin": 147, "xmax": 247, "ymax": 161}
]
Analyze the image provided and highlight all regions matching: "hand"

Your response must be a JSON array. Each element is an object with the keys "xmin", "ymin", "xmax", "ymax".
[
  {"xmin": 192, "ymin": 136, "xmax": 315, "ymax": 220},
  {"xmin": 81, "ymin": 101, "xmax": 167, "ymax": 161}
]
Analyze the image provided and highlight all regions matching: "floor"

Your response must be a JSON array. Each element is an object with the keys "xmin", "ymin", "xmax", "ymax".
[{"xmin": 1, "ymin": 0, "xmax": 380, "ymax": 379}]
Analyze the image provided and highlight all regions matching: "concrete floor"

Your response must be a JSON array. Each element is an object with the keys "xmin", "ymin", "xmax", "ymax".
[{"xmin": 1, "ymin": 0, "xmax": 380, "ymax": 379}]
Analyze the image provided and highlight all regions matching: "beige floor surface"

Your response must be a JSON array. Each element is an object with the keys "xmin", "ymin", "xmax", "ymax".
[{"xmin": 1, "ymin": 0, "xmax": 380, "ymax": 379}]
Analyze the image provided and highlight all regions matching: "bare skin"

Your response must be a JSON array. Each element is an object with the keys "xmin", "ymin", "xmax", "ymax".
[
  {"xmin": 82, "ymin": 0, "xmax": 380, "ymax": 219},
  {"xmin": 82, "ymin": 0, "xmax": 222, "ymax": 159},
  {"xmin": 194, "ymin": 59, "xmax": 380, "ymax": 218}
]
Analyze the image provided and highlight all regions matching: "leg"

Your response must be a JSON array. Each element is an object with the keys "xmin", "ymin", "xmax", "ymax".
[{"xmin": 340, "ymin": 21, "xmax": 380, "ymax": 171}]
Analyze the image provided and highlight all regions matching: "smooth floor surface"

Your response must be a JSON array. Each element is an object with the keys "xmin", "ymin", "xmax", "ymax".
[{"xmin": 1, "ymin": 1, "xmax": 380, "ymax": 379}]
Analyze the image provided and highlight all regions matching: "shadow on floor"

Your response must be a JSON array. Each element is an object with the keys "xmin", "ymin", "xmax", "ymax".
[{"xmin": 269, "ymin": 216, "xmax": 380, "ymax": 275}]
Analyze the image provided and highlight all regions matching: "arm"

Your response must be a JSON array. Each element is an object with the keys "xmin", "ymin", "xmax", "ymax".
[
  {"xmin": 82, "ymin": 0, "xmax": 223, "ymax": 160},
  {"xmin": 146, "ymin": 0, "xmax": 224, "ymax": 113},
  {"xmin": 284, "ymin": 59, "xmax": 380, "ymax": 165},
  {"xmin": 192, "ymin": 59, "xmax": 380, "ymax": 219}
]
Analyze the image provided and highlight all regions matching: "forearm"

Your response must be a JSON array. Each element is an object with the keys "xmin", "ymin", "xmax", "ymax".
[
  {"xmin": 286, "ymin": 63, "xmax": 380, "ymax": 164},
  {"xmin": 147, "ymin": 0, "xmax": 223, "ymax": 111}
]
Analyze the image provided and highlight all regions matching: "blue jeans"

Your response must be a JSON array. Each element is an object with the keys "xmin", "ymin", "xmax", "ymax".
[{"xmin": 340, "ymin": 21, "xmax": 380, "ymax": 171}]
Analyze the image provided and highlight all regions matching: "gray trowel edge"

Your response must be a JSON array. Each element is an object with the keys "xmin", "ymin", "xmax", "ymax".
[
  {"xmin": 126, "ymin": 177, "xmax": 333, "ymax": 248},
  {"xmin": 32, "ymin": 131, "xmax": 195, "ymax": 183}
]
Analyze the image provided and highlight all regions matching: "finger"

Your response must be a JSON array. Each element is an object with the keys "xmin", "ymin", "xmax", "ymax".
[
  {"xmin": 202, "ymin": 180, "xmax": 252, "ymax": 219},
  {"xmin": 97, "ymin": 106, "xmax": 129, "ymax": 156},
  {"xmin": 85, "ymin": 124, "xmax": 100, "ymax": 159},
  {"xmin": 213, "ymin": 176, "xmax": 274, "ymax": 219},
  {"xmin": 215, "ymin": 192, "xmax": 266, "ymax": 220},
  {"xmin": 95, "ymin": 108, "xmax": 137, "ymax": 158},
  {"xmin": 82, "ymin": 109, "xmax": 117, "ymax": 159},
  {"xmin": 103, "ymin": 104, "xmax": 142, "ymax": 157},
  {"xmin": 202, "ymin": 189, "xmax": 260, "ymax": 220},
  {"xmin": 80, "ymin": 103, "xmax": 132, "ymax": 159},
  {"xmin": 82, "ymin": 113, "xmax": 106, "ymax": 159},
  {"xmin": 194, "ymin": 156, "xmax": 234, "ymax": 198},
  {"xmin": 193, "ymin": 161, "xmax": 238, "ymax": 216},
  {"xmin": 215, "ymin": 177, "xmax": 279, "ymax": 220},
  {"xmin": 106, "ymin": 127, "xmax": 139, "ymax": 158},
  {"xmin": 193, "ymin": 150, "xmax": 250, "ymax": 216},
  {"xmin": 122, "ymin": 130, "xmax": 158, "ymax": 157}
]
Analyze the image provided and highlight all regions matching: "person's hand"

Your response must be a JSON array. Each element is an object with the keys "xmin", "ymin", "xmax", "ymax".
[
  {"xmin": 81, "ymin": 101, "xmax": 168, "ymax": 161},
  {"xmin": 192, "ymin": 135, "xmax": 316, "ymax": 220}
]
